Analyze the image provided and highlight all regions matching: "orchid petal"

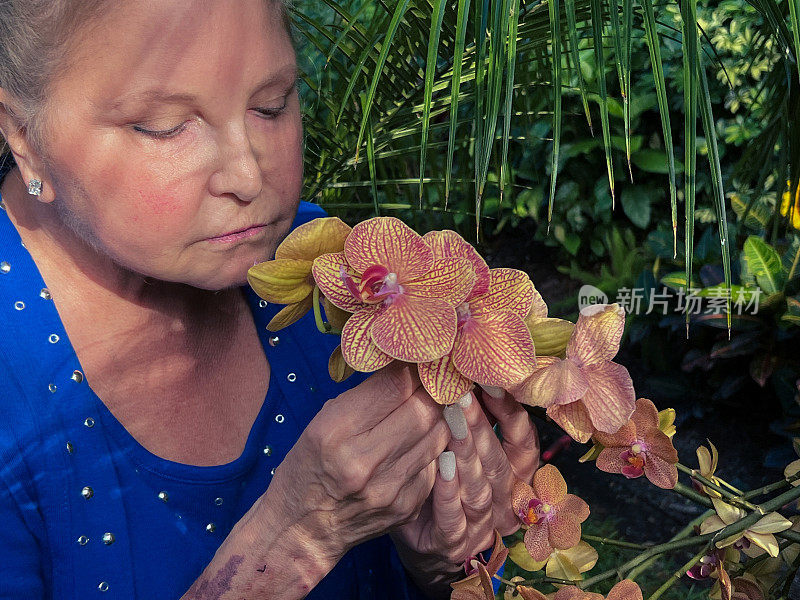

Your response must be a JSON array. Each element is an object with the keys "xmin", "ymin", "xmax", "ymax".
[
  {"xmin": 545, "ymin": 551, "xmax": 582, "ymax": 582},
  {"xmin": 452, "ymin": 311, "xmax": 536, "ymax": 388},
  {"xmin": 593, "ymin": 421, "xmax": 637, "ymax": 449},
  {"xmin": 471, "ymin": 269, "xmax": 535, "ymax": 318},
  {"xmin": 712, "ymin": 498, "xmax": 746, "ymax": 525},
  {"xmin": 344, "ymin": 217, "xmax": 433, "ymax": 281},
  {"xmin": 370, "ymin": 295, "xmax": 457, "ymax": 363},
  {"xmin": 700, "ymin": 515, "xmax": 727, "ymax": 535},
  {"xmin": 422, "ymin": 230, "xmax": 491, "ymax": 297},
  {"xmin": 642, "ymin": 454, "xmax": 678, "ymax": 489},
  {"xmin": 607, "ymin": 580, "xmax": 644, "ymax": 600},
  {"xmin": 267, "ymin": 295, "xmax": 314, "ymax": 331},
  {"xmin": 508, "ymin": 540, "xmax": 547, "ymax": 571},
  {"xmin": 339, "ymin": 307, "xmax": 394, "ymax": 372},
  {"xmin": 548, "ymin": 512, "xmax": 582, "ymax": 550},
  {"xmin": 642, "ymin": 430, "xmax": 679, "ymax": 463},
  {"xmin": 517, "ymin": 357, "xmax": 589, "ymax": 408},
  {"xmin": 533, "ymin": 464, "xmax": 568, "ymax": 504},
  {"xmin": 403, "ymin": 257, "xmax": 476, "ymax": 304},
  {"xmin": 749, "ymin": 513, "xmax": 793, "ymax": 535},
  {"xmin": 322, "ymin": 296, "xmax": 351, "ymax": 331},
  {"xmin": 248, "ymin": 259, "xmax": 313, "ymax": 304},
  {"xmin": 554, "ymin": 588, "xmax": 603, "ymax": 600},
  {"xmin": 596, "ymin": 448, "xmax": 629, "ymax": 476},
  {"xmin": 524, "ymin": 523, "xmax": 554, "ymax": 562},
  {"xmin": 526, "ymin": 317, "xmax": 574, "ymax": 357},
  {"xmin": 418, "ymin": 354, "xmax": 474, "ymax": 405},
  {"xmin": 312, "ymin": 253, "xmax": 366, "ymax": 312},
  {"xmin": 744, "ymin": 532, "xmax": 780, "ymax": 557},
  {"xmin": 580, "ymin": 361, "xmax": 636, "ymax": 434},
  {"xmin": 529, "ymin": 285, "xmax": 548, "ymax": 319},
  {"xmin": 631, "ymin": 398, "xmax": 659, "ymax": 432},
  {"xmin": 568, "ymin": 304, "xmax": 625, "ymax": 367},
  {"xmin": 328, "ymin": 345, "xmax": 355, "ymax": 383},
  {"xmin": 559, "ymin": 494, "xmax": 590, "ymax": 522},
  {"xmin": 512, "ymin": 480, "xmax": 536, "ymax": 514},
  {"xmin": 547, "ymin": 402, "xmax": 595, "ymax": 443},
  {"xmin": 276, "ymin": 216, "xmax": 351, "ymax": 260},
  {"xmin": 549, "ymin": 542, "xmax": 598, "ymax": 578},
  {"xmin": 517, "ymin": 586, "xmax": 551, "ymax": 600}
]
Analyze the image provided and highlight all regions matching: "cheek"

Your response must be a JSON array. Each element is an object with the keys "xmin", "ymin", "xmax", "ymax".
[{"xmin": 138, "ymin": 189, "xmax": 183, "ymax": 216}]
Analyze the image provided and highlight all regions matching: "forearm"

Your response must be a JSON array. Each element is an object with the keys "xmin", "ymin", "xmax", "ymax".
[
  {"xmin": 181, "ymin": 486, "xmax": 341, "ymax": 600},
  {"xmin": 389, "ymin": 533, "xmax": 464, "ymax": 600}
]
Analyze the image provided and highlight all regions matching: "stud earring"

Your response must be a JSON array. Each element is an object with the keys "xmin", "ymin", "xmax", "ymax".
[{"xmin": 27, "ymin": 179, "xmax": 42, "ymax": 196}]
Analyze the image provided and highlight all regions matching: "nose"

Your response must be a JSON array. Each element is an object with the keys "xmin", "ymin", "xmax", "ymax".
[{"xmin": 208, "ymin": 124, "xmax": 263, "ymax": 203}]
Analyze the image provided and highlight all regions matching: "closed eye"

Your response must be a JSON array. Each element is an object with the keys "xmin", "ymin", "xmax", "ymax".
[{"xmin": 133, "ymin": 121, "xmax": 187, "ymax": 139}]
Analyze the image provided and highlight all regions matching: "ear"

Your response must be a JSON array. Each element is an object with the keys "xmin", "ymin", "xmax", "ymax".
[{"xmin": 0, "ymin": 89, "xmax": 54, "ymax": 203}]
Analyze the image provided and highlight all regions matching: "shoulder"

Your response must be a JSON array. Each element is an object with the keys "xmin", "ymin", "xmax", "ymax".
[{"xmin": 293, "ymin": 201, "xmax": 328, "ymax": 228}]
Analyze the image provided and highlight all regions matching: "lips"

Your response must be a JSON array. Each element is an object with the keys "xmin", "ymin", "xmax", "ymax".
[{"xmin": 206, "ymin": 223, "xmax": 268, "ymax": 243}]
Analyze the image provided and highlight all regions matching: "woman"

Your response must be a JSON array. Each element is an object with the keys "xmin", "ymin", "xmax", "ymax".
[{"xmin": 0, "ymin": 1, "xmax": 539, "ymax": 598}]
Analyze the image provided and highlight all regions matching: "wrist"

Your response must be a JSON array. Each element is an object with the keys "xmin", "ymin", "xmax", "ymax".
[{"xmin": 243, "ymin": 475, "xmax": 344, "ymax": 598}]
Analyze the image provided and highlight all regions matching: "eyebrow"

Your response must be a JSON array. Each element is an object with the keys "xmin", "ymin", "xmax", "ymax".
[{"xmin": 109, "ymin": 65, "xmax": 298, "ymax": 110}]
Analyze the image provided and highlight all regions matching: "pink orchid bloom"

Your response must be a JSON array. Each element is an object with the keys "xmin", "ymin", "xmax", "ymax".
[
  {"xmin": 593, "ymin": 398, "xmax": 679, "ymax": 489},
  {"xmin": 511, "ymin": 465, "xmax": 590, "ymax": 562},
  {"xmin": 516, "ymin": 304, "xmax": 636, "ymax": 443},
  {"xmin": 311, "ymin": 217, "xmax": 475, "ymax": 370},
  {"xmin": 416, "ymin": 230, "xmax": 538, "ymax": 404},
  {"xmin": 553, "ymin": 580, "xmax": 643, "ymax": 600}
]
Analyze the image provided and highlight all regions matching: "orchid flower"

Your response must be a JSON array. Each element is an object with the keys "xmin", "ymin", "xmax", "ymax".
[
  {"xmin": 551, "ymin": 580, "xmax": 643, "ymax": 600},
  {"xmin": 312, "ymin": 217, "xmax": 475, "ymax": 371},
  {"xmin": 516, "ymin": 303, "xmax": 636, "ymax": 442},
  {"xmin": 508, "ymin": 539, "xmax": 598, "ymax": 583},
  {"xmin": 700, "ymin": 498, "xmax": 792, "ymax": 557},
  {"xmin": 248, "ymin": 217, "xmax": 352, "ymax": 331},
  {"xmin": 511, "ymin": 465, "xmax": 590, "ymax": 562},
  {"xmin": 415, "ymin": 230, "xmax": 537, "ymax": 404},
  {"xmin": 450, "ymin": 530, "xmax": 508, "ymax": 599},
  {"xmin": 693, "ymin": 441, "xmax": 725, "ymax": 498},
  {"xmin": 593, "ymin": 398, "xmax": 679, "ymax": 489}
]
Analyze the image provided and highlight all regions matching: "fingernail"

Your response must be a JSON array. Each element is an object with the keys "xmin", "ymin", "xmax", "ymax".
[
  {"xmin": 443, "ymin": 404, "xmax": 468, "ymax": 440},
  {"xmin": 458, "ymin": 392, "xmax": 473, "ymax": 409},
  {"xmin": 439, "ymin": 451, "xmax": 456, "ymax": 481},
  {"xmin": 479, "ymin": 384, "xmax": 505, "ymax": 399}
]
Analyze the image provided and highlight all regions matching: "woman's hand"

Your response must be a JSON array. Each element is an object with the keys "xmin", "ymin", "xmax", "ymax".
[
  {"xmin": 389, "ymin": 387, "xmax": 539, "ymax": 597},
  {"xmin": 264, "ymin": 362, "xmax": 452, "ymax": 568}
]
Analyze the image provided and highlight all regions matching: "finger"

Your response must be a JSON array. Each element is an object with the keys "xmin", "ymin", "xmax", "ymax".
[
  {"xmin": 341, "ymin": 362, "xmax": 423, "ymax": 430},
  {"xmin": 460, "ymin": 393, "xmax": 519, "ymax": 534},
  {"xmin": 383, "ymin": 418, "xmax": 451, "ymax": 486},
  {"xmin": 480, "ymin": 388, "xmax": 540, "ymax": 483},
  {"xmin": 430, "ymin": 452, "xmax": 469, "ymax": 554},
  {"xmin": 444, "ymin": 402, "xmax": 494, "ymax": 528}
]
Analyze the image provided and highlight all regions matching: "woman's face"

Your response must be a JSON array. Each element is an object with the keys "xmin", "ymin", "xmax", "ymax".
[{"xmin": 39, "ymin": 0, "xmax": 303, "ymax": 290}]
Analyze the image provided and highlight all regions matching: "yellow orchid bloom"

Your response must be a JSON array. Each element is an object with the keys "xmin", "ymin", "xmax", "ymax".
[
  {"xmin": 248, "ymin": 217, "xmax": 351, "ymax": 331},
  {"xmin": 700, "ymin": 498, "xmax": 792, "ymax": 558},
  {"xmin": 694, "ymin": 441, "xmax": 724, "ymax": 498}
]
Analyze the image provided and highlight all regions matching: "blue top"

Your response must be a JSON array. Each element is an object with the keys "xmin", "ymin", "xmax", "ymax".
[{"xmin": 0, "ymin": 195, "xmax": 430, "ymax": 599}]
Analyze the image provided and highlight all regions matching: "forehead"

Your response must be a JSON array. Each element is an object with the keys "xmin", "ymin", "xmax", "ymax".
[{"xmin": 54, "ymin": 0, "xmax": 293, "ymax": 108}]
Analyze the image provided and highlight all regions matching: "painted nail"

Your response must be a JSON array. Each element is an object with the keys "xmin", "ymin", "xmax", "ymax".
[
  {"xmin": 439, "ymin": 451, "xmax": 456, "ymax": 481},
  {"xmin": 479, "ymin": 384, "xmax": 505, "ymax": 399},
  {"xmin": 443, "ymin": 404, "xmax": 468, "ymax": 440},
  {"xmin": 458, "ymin": 392, "xmax": 473, "ymax": 409}
]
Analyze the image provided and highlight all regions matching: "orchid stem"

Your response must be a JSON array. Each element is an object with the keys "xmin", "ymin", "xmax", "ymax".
[
  {"xmin": 744, "ymin": 472, "xmax": 800, "ymax": 499},
  {"xmin": 645, "ymin": 543, "xmax": 712, "ymax": 600},
  {"xmin": 581, "ymin": 535, "xmax": 650, "ymax": 550},
  {"xmin": 676, "ymin": 463, "xmax": 757, "ymax": 511},
  {"xmin": 671, "ymin": 481, "xmax": 713, "ymax": 508},
  {"xmin": 312, "ymin": 286, "xmax": 331, "ymax": 334}
]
